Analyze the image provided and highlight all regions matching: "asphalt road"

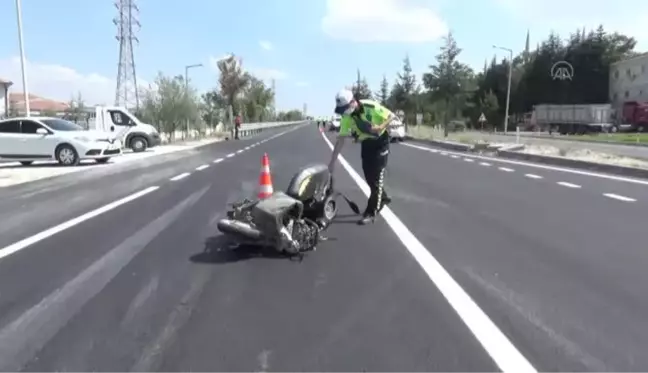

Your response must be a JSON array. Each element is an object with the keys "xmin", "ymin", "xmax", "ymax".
[
  {"xmin": 462, "ymin": 131, "xmax": 648, "ymax": 160},
  {"xmin": 0, "ymin": 123, "xmax": 646, "ymax": 371}
]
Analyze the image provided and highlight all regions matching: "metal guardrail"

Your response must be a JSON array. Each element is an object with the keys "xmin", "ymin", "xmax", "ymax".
[{"xmin": 235, "ymin": 120, "xmax": 306, "ymax": 137}]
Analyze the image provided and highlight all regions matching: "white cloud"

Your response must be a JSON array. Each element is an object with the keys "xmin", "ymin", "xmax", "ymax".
[
  {"xmin": 259, "ymin": 40, "xmax": 274, "ymax": 51},
  {"xmin": 0, "ymin": 56, "xmax": 150, "ymax": 105},
  {"xmin": 321, "ymin": 0, "xmax": 448, "ymax": 42},
  {"xmin": 493, "ymin": 0, "xmax": 648, "ymax": 50},
  {"xmin": 295, "ymin": 81, "xmax": 309, "ymax": 87}
]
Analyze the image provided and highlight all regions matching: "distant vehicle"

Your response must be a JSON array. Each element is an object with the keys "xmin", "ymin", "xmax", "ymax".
[
  {"xmin": 0, "ymin": 117, "xmax": 122, "ymax": 166},
  {"xmin": 389, "ymin": 116, "xmax": 406, "ymax": 141},
  {"xmin": 329, "ymin": 115, "xmax": 341, "ymax": 132},
  {"xmin": 532, "ymin": 104, "xmax": 615, "ymax": 135}
]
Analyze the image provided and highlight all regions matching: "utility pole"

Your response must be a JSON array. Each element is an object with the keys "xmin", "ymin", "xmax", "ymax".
[
  {"xmin": 15, "ymin": 0, "xmax": 30, "ymax": 116},
  {"xmin": 493, "ymin": 45, "xmax": 513, "ymax": 134},
  {"xmin": 184, "ymin": 63, "xmax": 203, "ymax": 139}
]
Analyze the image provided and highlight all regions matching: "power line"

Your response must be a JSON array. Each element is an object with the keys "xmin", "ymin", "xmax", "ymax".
[{"xmin": 114, "ymin": 0, "xmax": 140, "ymax": 109}]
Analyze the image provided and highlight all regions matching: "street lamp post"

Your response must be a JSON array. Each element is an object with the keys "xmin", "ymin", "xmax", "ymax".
[
  {"xmin": 15, "ymin": 0, "xmax": 30, "ymax": 117},
  {"xmin": 493, "ymin": 45, "xmax": 513, "ymax": 134},
  {"xmin": 184, "ymin": 63, "xmax": 203, "ymax": 138}
]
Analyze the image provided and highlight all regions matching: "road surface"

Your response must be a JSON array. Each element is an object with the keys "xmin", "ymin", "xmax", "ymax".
[{"xmin": 0, "ymin": 124, "xmax": 646, "ymax": 371}]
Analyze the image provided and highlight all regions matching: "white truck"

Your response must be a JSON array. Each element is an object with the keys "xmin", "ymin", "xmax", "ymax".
[
  {"xmin": 85, "ymin": 106, "xmax": 161, "ymax": 152},
  {"xmin": 532, "ymin": 104, "xmax": 615, "ymax": 135}
]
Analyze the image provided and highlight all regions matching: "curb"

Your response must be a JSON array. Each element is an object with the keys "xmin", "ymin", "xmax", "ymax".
[{"xmin": 406, "ymin": 136, "xmax": 648, "ymax": 180}]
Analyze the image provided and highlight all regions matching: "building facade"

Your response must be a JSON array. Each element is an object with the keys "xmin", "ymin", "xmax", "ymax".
[
  {"xmin": 0, "ymin": 78, "xmax": 12, "ymax": 118},
  {"xmin": 609, "ymin": 53, "xmax": 648, "ymax": 109}
]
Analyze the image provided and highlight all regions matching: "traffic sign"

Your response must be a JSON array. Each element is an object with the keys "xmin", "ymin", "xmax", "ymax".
[{"xmin": 478, "ymin": 113, "xmax": 486, "ymax": 122}]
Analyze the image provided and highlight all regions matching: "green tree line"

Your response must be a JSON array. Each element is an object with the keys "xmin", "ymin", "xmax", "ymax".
[
  {"xmin": 136, "ymin": 54, "xmax": 304, "ymax": 139},
  {"xmin": 354, "ymin": 25, "xmax": 640, "ymax": 135}
]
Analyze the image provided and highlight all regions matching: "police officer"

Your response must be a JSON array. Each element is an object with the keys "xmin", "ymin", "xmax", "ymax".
[{"xmin": 328, "ymin": 89, "xmax": 394, "ymax": 225}]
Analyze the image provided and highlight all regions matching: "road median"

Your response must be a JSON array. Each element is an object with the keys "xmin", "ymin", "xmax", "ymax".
[{"xmin": 406, "ymin": 135, "xmax": 648, "ymax": 180}]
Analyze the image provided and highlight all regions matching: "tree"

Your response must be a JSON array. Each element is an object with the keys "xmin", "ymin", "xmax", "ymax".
[
  {"xmin": 242, "ymin": 76, "xmax": 275, "ymax": 122},
  {"xmin": 64, "ymin": 92, "xmax": 87, "ymax": 128},
  {"xmin": 390, "ymin": 55, "xmax": 418, "ymax": 122},
  {"xmin": 352, "ymin": 70, "xmax": 373, "ymax": 100},
  {"xmin": 217, "ymin": 54, "xmax": 250, "ymax": 122},
  {"xmin": 377, "ymin": 75, "xmax": 389, "ymax": 105},
  {"xmin": 276, "ymin": 110, "xmax": 304, "ymax": 121},
  {"xmin": 423, "ymin": 32, "xmax": 472, "ymax": 136},
  {"xmin": 139, "ymin": 72, "xmax": 199, "ymax": 140}
]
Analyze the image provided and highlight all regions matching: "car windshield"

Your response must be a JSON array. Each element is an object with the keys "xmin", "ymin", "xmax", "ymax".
[{"xmin": 41, "ymin": 119, "xmax": 84, "ymax": 131}]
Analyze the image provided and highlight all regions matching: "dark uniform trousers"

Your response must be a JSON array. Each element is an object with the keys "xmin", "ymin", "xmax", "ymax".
[{"xmin": 360, "ymin": 131, "xmax": 390, "ymax": 217}]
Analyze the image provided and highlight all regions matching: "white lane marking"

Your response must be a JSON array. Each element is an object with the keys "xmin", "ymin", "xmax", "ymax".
[
  {"xmin": 226, "ymin": 153, "xmax": 235, "ymax": 158},
  {"xmin": 557, "ymin": 182, "xmax": 581, "ymax": 188},
  {"xmin": 170, "ymin": 172, "xmax": 190, "ymax": 181},
  {"xmin": 525, "ymin": 174, "xmax": 543, "ymax": 179},
  {"xmin": 499, "ymin": 167, "xmax": 514, "ymax": 172},
  {"xmin": 236, "ymin": 149, "xmax": 244, "ymax": 154},
  {"xmin": 440, "ymin": 152, "xmax": 448, "ymax": 155},
  {"xmin": 245, "ymin": 146, "xmax": 251, "ymax": 150},
  {"xmin": 603, "ymin": 193, "xmax": 636, "ymax": 202},
  {"xmin": 464, "ymin": 158, "xmax": 474, "ymax": 162},
  {"xmin": 450, "ymin": 155, "xmax": 459, "ymax": 159},
  {"xmin": 480, "ymin": 162, "xmax": 492, "ymax": 167},
  {"xmin": 321, "ymin": 133, "xmax": 536, "ymax": 373},
  {"xmin": 0, "ymin": 186, "xmax": 160, "ymax": 261},
  {"xmin": 403, "ymin": 142, "xmax": 648, "ymax": 186},
  {"xmin": 0, "ymin": 187, "xmax": 209, "ymax": 372},
  {"xmin": 213, "ymin": 158, "xmax": 223, "ymax": 163},
  {"xmin": 195, "ymin": 164, "xmax": 209, "ymax": 171}
]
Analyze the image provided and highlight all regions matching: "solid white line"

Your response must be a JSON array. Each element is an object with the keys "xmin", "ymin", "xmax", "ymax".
[
  {"xmin": 557, "ymin": 181, "xmax": 581, "ymax": 188},
  {"xmin": 402, "ymin": 142, "xmax": 648, "ymax": 186},
  {"xmin": 603, "ymin": 193, "xmax": 636, "ymax": 202},
  {"xmin": 213, "ymin": 158, "xmax": 223, "ymax": 163},
  {"xmin": 499, "ymin": 167, "xmax": 515, "ymax": 172},
  {"xmin": 170, "ymin": 172, "xmax": 190, "ymax": 181},
  {"xmin": 0, "ymin": 186, "xmax": 160, "ymax": 261},
  {"xmin": 479, "ymin": 162, "xmax": 492, "ymax": 167},
  {"xmin": 464, "ymin": 158, "xmax": 474, "ymax": 162},
  {"xmin": 321, "ymin": 133, "xmax": 536, "ymax": 373},
  {"xmin": 525, "ymin": 174, "xmax": 543, "ymax": 179},
  {"xmin": 226, "ymin": 153, "xmax": 235, "ymax": 158},
  {"xmin": 195, "ymin": 164, "xmax": 209, "ymax": 171}
]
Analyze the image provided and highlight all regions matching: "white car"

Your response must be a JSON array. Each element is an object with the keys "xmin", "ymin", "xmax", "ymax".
[
  {"xmin": 389, "ymin": 117, "xmax": 406, "ymax": 141},
  {"xmin": 0, "ymin": 117, "xmax": 122, "ymax": 166},
  {"xmin": 329, "ymin": 116, "xmax": 341, "ymax": 132}
]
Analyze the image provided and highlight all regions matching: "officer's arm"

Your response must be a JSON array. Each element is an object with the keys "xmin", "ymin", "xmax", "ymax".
[
  {"xmin": 328, "ymin": 117, "xmax": 351, "ymax": 171},
  {"xmin": 371, "ymin": 106, "xmax": 396, "ymax": 133}
]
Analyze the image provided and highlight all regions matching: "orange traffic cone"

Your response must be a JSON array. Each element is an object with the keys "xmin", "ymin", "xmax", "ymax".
[{"xmin": 258, "ymin": 153, "xmax": 274, "ymax": 199}]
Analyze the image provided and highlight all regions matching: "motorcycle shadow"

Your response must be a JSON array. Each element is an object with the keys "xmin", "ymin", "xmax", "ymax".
[{"xmin": 189, "ymin": 235, "xmax": 292, "ymax": 265}]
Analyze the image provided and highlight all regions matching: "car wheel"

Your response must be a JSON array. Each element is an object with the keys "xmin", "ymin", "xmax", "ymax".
[
  {"xmin": 96, "ymin": 157, "xmax": 110, "ymax": 164},
  {"xmin": 56, "ymin": 144, "xmax": 80, "ymax": 166},
  {"xmin": 130, "ymin": 136, "xmax": 148, "ymax": 153},
  {"xmin": 20, "ymin": 161, "xmax": 34, "ymax": 166}
]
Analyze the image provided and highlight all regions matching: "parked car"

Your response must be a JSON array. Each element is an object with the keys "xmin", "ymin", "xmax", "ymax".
[{"xmin": 0, "ymin": 117, "xmax": 122, "ymax": 166}]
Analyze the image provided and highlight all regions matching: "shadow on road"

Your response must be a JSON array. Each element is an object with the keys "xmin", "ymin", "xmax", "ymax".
[{"xmin": 189, "ymin": 235, "xmax": 289, "ymax": 265}]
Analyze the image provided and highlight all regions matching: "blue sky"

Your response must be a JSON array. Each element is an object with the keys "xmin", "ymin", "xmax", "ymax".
[{"xmin": 1, "ymin": 0, "xmax": 646, "ymax": 117}]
